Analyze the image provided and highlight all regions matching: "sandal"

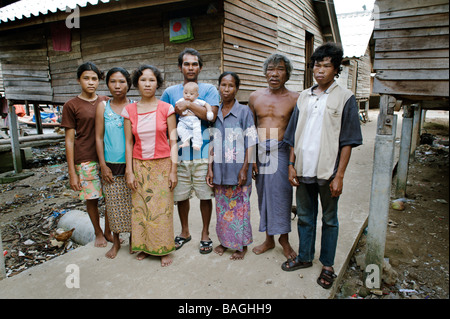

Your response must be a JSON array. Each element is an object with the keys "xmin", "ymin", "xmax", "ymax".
[
  {"xmin": 199, "ymin": 240, "xmax": 213, "ymax": 254},
  {"xmin": 281, "ymin": 258, "xmax": 313, "ymax": 271},
  {"xmin": 317, "ymin": 267, "xmax": 337, "ymax": 289},
  {"xmin": 174, "ymin": 235, "xmax": 191, "ymax": 250}
]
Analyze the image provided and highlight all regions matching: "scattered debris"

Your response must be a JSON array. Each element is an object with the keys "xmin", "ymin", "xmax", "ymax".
[
  {"xmin": 1, "ymin": 209, "xmax": 81, "ymax": 278},
  {"xmin": 336, "ymin": 129, "xmax": 449, "ymax": 299}
]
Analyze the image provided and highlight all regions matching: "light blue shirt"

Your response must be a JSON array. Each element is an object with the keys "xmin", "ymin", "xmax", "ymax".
[
  {"xmin": 161, "ymin": 83, "xmax": 219, "ymax": 161},
  {"xmin": 104, "ymin": 100, "xmax": 126, "ymax": 163}
]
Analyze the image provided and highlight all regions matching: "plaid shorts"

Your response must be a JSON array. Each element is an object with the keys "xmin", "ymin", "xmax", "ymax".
[{"xmin": 75, "ymin": 161, "xmax": 103, "ymax": 201}]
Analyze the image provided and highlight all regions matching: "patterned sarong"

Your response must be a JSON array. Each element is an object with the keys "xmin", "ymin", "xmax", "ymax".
[
  {"xmin": 131, "ymin": 157, "xmax": 175, "ymax": 256},
  {"xmin": 75, "ymin": 161, "xmax": 102, "ymax": 200},
  {"xmin": 103, "ymin": 176, "xmax": 132, "ymax": 233},
  {"xmin": 214, "ymin": 184, "xmax": 253, "ymax": 251},
  {"xmin": 255, "ymin": 139, "xmax": 293, "ymax": 235}
]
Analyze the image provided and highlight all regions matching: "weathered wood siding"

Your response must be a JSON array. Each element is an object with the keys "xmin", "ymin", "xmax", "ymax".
[
  {"xmin": 373, "ymin": 0, "xmax": 449, "ymax": 99},
  {"xmin": 0, "ymin": 25, "xmax": 52, "ymax": 102},
  {"xmin": 277, "ymin": 0, "xmax": 324, "ymax": 92},
  {"xmin": 48, "ymin": 27, "xmax": 82, "ymax": 104},
  {"xmin": 1, "ymin": 1, "xmax": 223, "ymax": 104},
  {"xmin": 0, "ymin": 0, "xmax": 328, "ymax": 104},
  {"xmin": 51, "ymin": 4, "xmax": 222, "ymax": 104},
  {"xmin": 223, "ymin": 0, "xmax": 323, "ymax": 102}
]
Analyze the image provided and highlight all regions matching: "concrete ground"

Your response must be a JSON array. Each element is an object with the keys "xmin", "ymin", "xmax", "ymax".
[{"xmin": 0, "ymin": 110, "xmax": 399, "ymax": 299}]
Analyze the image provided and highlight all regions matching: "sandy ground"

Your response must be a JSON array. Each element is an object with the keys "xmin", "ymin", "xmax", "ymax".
[{"xmin": 0, "ymin": 109, "xmax": 448, "ymax": 300}]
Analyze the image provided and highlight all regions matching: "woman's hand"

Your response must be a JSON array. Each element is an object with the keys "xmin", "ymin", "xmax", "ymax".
[
  {"xmin": 126, "ymin": 171, "xmax": 137, "ymax": 191},
  {"xmin": 101, "ymin": 164, "xmax": 114, "ymax": 184},
  {"xmin": 238, "ymin": 165, "xmax": 248, "ymax": 187},
  {"xmin": 69, "ymin": 172, "xmax": 81, "ymax": 191},
  {"xmin": 168, "ymin": 170, "xmax": 178, "ymax": 191}
]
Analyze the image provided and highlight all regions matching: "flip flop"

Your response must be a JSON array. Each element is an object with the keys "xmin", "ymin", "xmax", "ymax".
[
  {"xmin": 199, "ymin": 239, "xmax": 213, "ymax": 254},
  {"xmin": 174, "ymin": 235, "xmax": 191, "ymax": 250},
  {"xmin": 281, "ymin": 258, "xmax": 313, "ymax": 271}
]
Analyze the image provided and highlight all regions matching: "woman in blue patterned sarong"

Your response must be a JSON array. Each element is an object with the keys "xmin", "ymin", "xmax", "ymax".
[{"xmin": 206, "ymin": 72, "xmax": 257, "ymax": 260}]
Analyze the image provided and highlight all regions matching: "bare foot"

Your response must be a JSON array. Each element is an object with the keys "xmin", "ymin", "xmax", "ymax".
[
  {"xmin": 105, "ymin": 244, "xmax": 120, "ymax": 259},
  {"xmin": 161, "ymin": 254, "xmax": 173, "ymax": 267},
  {"xmin": 136, "ymin": 251, "xmax": 147, "ymax": 261},
  {"xmin": 252, "ymin": 235, "xmax": 275, "ymax": 255},
  {"xmin": 279, "ymin": 234, "xmax": 297, "ymax": 260},
  {"xmin": 230, "ymin": 247, "xmax": 247, "ymax": 260},
  {"xmin": 94, "ymin": 233, "xmax": 107, "ymax": 248},
  {"xmin": 214, "ymin": 244, "xmax": 227, "ymax": 256},
  {"xmin": 105, "ymin": 234, "xmax": 121, "ymax": 259}
]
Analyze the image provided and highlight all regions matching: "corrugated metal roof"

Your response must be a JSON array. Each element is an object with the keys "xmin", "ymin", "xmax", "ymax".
[
  {"xmin": 0, "ymin": 0, "xmax": 112, "ymax": 23},
  {"xmin": 337, "ymin": 10, "xmax": 374, "ymax": 58}
]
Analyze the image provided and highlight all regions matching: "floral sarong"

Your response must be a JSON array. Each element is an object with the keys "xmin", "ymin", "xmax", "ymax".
[
  {"xmin": 131, "ymin": 157, "xmax": 175, "ymax": 256},
  {"xmin": 214, "ymin": 184, "xmax": 253, "ymax": 251}
]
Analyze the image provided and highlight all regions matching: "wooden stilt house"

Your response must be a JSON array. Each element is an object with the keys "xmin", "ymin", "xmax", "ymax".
[
  {"xmin": 365, "ymin": 0, "xmax": 449, "ymax": 274},
  {"xmin": 0, "ymin": 0, "xmax": 341, "ymax": 105}
]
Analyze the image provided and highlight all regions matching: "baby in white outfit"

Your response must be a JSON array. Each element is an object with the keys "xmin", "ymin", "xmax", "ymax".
[{"xmin": 177, "ymin": 82, "xmax": 214, "ymax": 150}]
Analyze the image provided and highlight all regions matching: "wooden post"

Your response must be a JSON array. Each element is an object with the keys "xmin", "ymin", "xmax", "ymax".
[
  {"xmin": 395, "ymin": 104, "xmax": 414, "ymax": 198},
  {"xmin": 365, "ymin": 94, "xmax": 397, "ymax": 285},
  {"xmin": 33, "ymin": 103, "xmax": 43, "ymax": 135},
  {"xmin": 410, "ymin": 103, "xmax": 422, "ymax": 158},
  {"xmin": 7, "ymin": 100, "xmax": 23, "ymax": 173}
]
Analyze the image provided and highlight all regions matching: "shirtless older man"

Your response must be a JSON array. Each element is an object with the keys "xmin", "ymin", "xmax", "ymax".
[{"xmin": 248, "ymin": 53, "xmax": 299, "ymax": 260}]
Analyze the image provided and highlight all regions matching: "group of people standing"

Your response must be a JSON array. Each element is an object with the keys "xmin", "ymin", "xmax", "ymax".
[{"xmin": 60, "ymin": 43, "xmax": 362, "ymax": 289}]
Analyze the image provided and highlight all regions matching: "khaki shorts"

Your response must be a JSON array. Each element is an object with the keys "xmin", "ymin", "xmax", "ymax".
[
  {"xmin": 174, "ymin": 159, "xmax": 214, "ymax": 202},
  {"xmin": 75, "ymin": 161, "xmax": 103, "ymax": 201}
]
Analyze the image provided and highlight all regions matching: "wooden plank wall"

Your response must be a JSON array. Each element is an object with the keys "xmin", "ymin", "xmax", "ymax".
[
  {"xmin": 0, "ymin": 0, "xmax": 327, "ymax": 104},
  {"xmin": 162, "ymin": 6, "xmax": 223, "ymax": 90},
  {"xmin": 373, "ymin": 0, "xmax": 449, "ymax": 99},
  {"xmin": 1, "ymin": 2, "xmax": 222, "ymax": 104},
  {"xmin": 0, "ymin": 26, "xmax": 52, "ymax": 102},
  {"xmin": 223, "ymin": 0, "xmax": 323, "ymax": 102},
  {"xmin": 48, "ymin": 27, "xmax": 82, "ymax": 104},
  {"xmin": 277, "ymin": 0, "xmax": 323, "ymax": 92},
  {"xmin": 50, "ymin": 5, "xmax": 222, "ymax": 104}
]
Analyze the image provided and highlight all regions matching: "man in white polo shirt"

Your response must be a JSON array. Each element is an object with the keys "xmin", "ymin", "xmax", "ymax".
[{"xmin": 282, "ymin": 43, "xmax": 363, "ymax": 289}]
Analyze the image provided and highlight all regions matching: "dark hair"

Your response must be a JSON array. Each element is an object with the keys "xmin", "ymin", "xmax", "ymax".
[
  {"xmin": 310, "ymin": 42, "xmax": 343, "ymax": 77},
  {"xmin": 218, "ymin": 71, "xmax": 240, "ymax": 89},
  {"xmin": 106, "ymin": 67, "xmax": 132, "ymax": 92},
  {"xmin": 77, "ymin": 61, "xmax": 104, "ymax": 80},
  {"xmin": 178, "ymin": 48, "xmax": 203, "ymax": 68},
  {"xmin": 263, "ymin": 53, "xmax": 293, "ymax": 81},
  {"xmin": 131, "ymin": 65, "xmax": 164, "ymax": 89}
]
